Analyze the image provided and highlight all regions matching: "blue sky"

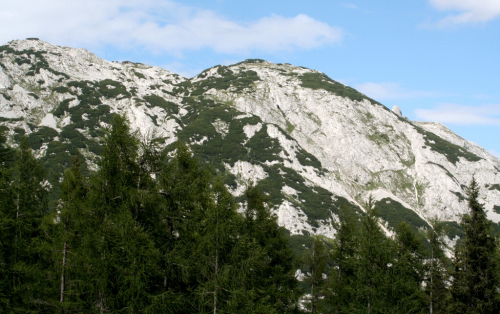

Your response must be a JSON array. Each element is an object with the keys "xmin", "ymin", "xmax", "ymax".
[{"xmin": 1, "ymin": 0, "xmax": 499, "ymax": 157}]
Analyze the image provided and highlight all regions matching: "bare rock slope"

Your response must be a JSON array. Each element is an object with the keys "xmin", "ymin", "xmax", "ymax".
[{"xmin": 1, "ymin": 39, "xmax": 499, "ymax": 241}]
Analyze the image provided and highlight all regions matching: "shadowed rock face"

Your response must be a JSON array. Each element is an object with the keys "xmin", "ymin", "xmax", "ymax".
[{"xmin": 1, "ymin": 39, "xmax": 499, "ymax": 241}]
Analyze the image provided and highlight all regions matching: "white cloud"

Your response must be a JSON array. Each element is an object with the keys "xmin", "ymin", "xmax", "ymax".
[
  {"xmin": 0, "ymin": 0, "xmax": 342, "ymax": 55},
  {"xmin": 415, "ymin": 103, "xmax": 500, "ymax": 126},
  {"xmin": 355, "ymin": 82, "xmax": 437, "ymax": 100},
  {"xmin": 429, "ymin": 0, "xmax": 500, "ymax": 26}
]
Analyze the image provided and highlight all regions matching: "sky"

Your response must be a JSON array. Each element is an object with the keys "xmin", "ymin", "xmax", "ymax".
[{"xmin": 1, "ymin": 0, "xmax": 499, "ymax": 157}]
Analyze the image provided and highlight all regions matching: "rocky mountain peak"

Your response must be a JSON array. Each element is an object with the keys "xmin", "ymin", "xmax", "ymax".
[{"xmin": 1, "ymin": 39, "xmax": 499, "ymax": 242}]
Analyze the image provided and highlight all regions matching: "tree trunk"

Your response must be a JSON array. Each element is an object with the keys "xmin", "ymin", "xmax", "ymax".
[{"xmin": 60, "ymin": 241, "xmax": 67, "ymax": 303}]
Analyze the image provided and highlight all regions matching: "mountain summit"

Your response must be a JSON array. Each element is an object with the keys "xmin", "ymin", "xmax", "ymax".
[{"xmin": 1, "ymin": 39, "xmax": 499, "ymax": 241}]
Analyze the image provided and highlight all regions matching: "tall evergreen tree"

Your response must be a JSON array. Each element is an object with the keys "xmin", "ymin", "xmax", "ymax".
[
  {"xmin": 424, "ymin": 218, "xmax": 449, "ymax": 314},
  {"xmin": 390, "ymin": 222, "xmax": 427, "ymax": 313},
  {"xmin": 0, "ymin": 129, "xmax": 14, "ymax": 311},
  {"xmin": 327, "ymin": 211, "xmax": 358, "ymax": 313},
  {"xmin": 192, "ymin": 177, "xmax": 246, "ymax": 313},
  {"xmin": 352, "ymin": 197, "xmax": 393, "ymax": 314},
  {"xmin": 243, "ymin": 185, "xmax": 301, "ymax": 313},
  {"xmin": 448, "ymin": 178, "xmax": 499, "ymax": 313},
  {"xmin": 1, "ymin": 137, "xmax": 49, "ymax": 312},
  {"xmin": 145, "ymin": 141, "xmax": 215, "ymax": 313},
  {"xmin": 302, "ymin": 236, "xmax": 328, "ymax": 313},
  {"xmin": 41, "ymin": 152, "xmax": 91, "ymax": 312},
  {"xmin": 63, "ymin": 115, "xmax": 160, "ymax": 312}
]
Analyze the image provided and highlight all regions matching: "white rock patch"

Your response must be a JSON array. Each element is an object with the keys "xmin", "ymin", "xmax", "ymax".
[
  {"xmin": 212, "ymin": 119, "xmax": 229, "ymax": 138},
  {"xmin": 243, "ymin": 122, "xmax": 262, "ymax": 141},
  {"xmin": 224, "ymin": 161, "xmax": 268, "ymax": 196},
  {"xmin": 39, "ymin": 113, "xmax": 61, "ymax": 131}
]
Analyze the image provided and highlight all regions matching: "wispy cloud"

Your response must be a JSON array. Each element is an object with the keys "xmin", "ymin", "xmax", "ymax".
[
  {"xmin": 355, "ymin": 82, "xmax": 437, "ymax": 100},
  {"xmin": 428, "ymin": 0, "xmax": 500, "ymax": 26},
  {"xmin": 0, "ymin": 0, "xmax": 342, "ymax": 55},
  {"xmin": 415, "ymin": 103, "xmax": 500, "ymax": 126},
  {"xmin": 343, "ymin": 3, "xmax": 359, "ymax": 9}
]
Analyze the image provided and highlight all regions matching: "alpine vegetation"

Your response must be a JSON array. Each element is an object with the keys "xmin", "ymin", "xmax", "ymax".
[{"xmin": 1, "ymin": 38, "xmax": 500, "ymax": 312}]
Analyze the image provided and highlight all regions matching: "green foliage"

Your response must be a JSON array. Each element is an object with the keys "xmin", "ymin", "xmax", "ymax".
[
  {"xmin": 488, "ymin": 184, "xmax": 500, "ymax": 191},
  {"xmin": 254, "ymin": 164, "xmax": 335, "ymax": 227},
  {"xmin": 0, "ymin": 137, "xmax": 49, "ymax": 311},
  {"xmin": 143, "ymin": 94, "xmax": 179, "ymax": 114},
  {"xmin": 95, "ymin": 79, "xmax": 131, "ymax": 99},
  {"xmin": 301, "ymin": 237, "xmax": 328, "ymax": 313},
  {"xmin": 133, "ymin": 70, "xmax": 146, "ymax": 79},
  {"xmin": 0, "ymin": 46, "xmax": 70, "ymax": 80},
  {"xmin": 242, "ymin": 186, "xmax": 301, "ymax": 312},
  {"xmin": 52, "ymin": 86, "xmax": 70, "ymax": 93},
  {"xmin": 245, "ymin": 124, "xmax": 283, "ymax": 163},
  {"xmin": 234, "ymin": 59, "xmax": 266, "ymax": 65},
  {"xmin": 493, "ymin": 205, "xmax": 500, "ymax": 214},
  {"xmin": 452, "ymin": 190, "xmax": 466, "ymax": 202},
  {"xmin": 443, "ymin": 221, "xmax": 465, "ymax": 240},
  {"xmin": 427, "ymin": 161, "xmax": 457, "ymax": 181},
  {"xmin": 367, "ymin": 130, "xmax": 390, "ymax": 145},
  {"xmin": 424, "ymin": 219, "xmax": 450, "ymax": 313},
  {"xmin": 52, "ymin": 98, "xmax": 74, "ymax": 117},
  {"xmin": 415, "ymin": 125, "xmax": 481, "ymax": 164},
  {"xmin": 190, "ymin": 67, "xmax": 261, "ymax": 95},
  {"xmin": 0, "ymin": 116, "xmax": 23, "ymax": 122},
  {"xmin": 299, "ymin": 72, "xmax": 384, "ymax": 106},
  {"xmin": 13, "ymin": 127, "xmax": 25, "ymax": 135},
  {"xmin": 375, "ymin": 197, "xmax": 430, "ymax": 232},
  {"xmin": 449, "ymin": 178, "xmax": 500, "ymax": 313},
  {"xmin": 295, "ymin": 147, "xmax": 323, "ymax": 169},
  {"xmin": 26, "ymin": 126, "xmax": 58, "ymax": 149}
]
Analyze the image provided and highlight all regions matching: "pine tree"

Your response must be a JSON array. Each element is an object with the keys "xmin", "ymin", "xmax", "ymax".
[
  {"xmin": 145, "ymin": 141, "xmax": 215, "ymax": 313},
  {"xmin": 424, "ymin": 218, "xmax": 449, "ymax": 314},
  {"xmin": 302, "ymin": 236, "xmax": 328, "ymax": 313},
  {"xmin": 1, "ymin": 137, "xmax": 49, "ymax": 312},
  {"xmin": 192, "ymin": 177, "xmax": 245, "ymax": 313},
  {"xmin": 448, "ymin": 178, "xmax": 499, "ymax": 313},
  {"xmin": 62, "ymin": 115, "xmax": 160, "ymax": 312},
  {"xmin": 352, "ymin": 197, "xmax": 393, "ymax": 313},
  {"xmin": 242, "ymin": 185, "xmax": 301, "ymax": 313},
  {"xmin": 390, "ymin": 221, "xmax": 427, "ymax": 313},
  {"xmin": 40, "ymin": 152, "xmax": 91, "ymax": 311},
  {"xmin": 328, "ymin": 210, "xmax": 358, "ymax": 313},
  {"xmin": 0, "ymin": 129, "xmax": 14, "ymax": 311}
]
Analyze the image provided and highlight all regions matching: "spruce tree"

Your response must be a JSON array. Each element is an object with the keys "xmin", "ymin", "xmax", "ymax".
[
  {"xmin": 1, "ymin": 137, "xmax": 49, "ymax": 312},
  {"xmin": 145, "ymin": 141, "xmax": 215, "ymax": 312},
  {"xmin": 192, "ymin": 177, "xmax": 245, "ymax": 313},
  {"xmin": 302, "ymin": 236, "xmax": 328, "ymax": 313},
  {"xmin": 352, "ymin": 197, "xmax": 393, "ymax": 313},
  {"xmin": 424, "ymin": 218, "xmax": 449, "ymax": 314},
  {"xmin": 448, "ymin": 178, "xmax": 499, "ymax": 313},
  {"xmin": 70, "ymin": 115, "xmax": 160, "ymax": 312},
  {"xmin": 328, "ymin": 210, "xmax": 358, "ymax": 313},
  {"xmin": 390, "ymin": 221, "xmax": 427, "ymax": 313},
  {"xmin": 243, "ymin": 185, "xmax": 301, "ymax": 313},
  {"xmin": 40, "ymin": 153, "xmax": 91, "ymax": 311},
  {"xmin": 0, "ymin": 129, "xmax": 14, "ymax": 311}
]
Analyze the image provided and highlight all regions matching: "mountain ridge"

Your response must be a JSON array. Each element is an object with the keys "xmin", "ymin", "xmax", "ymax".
[{"xmin": 1, "ymin": 38, "xmax": 499, "ymax": 242}]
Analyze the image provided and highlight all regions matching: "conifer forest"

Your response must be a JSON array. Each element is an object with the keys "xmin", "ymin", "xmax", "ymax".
[{"xmin": 1, "ymin": 115, "xmax": 499, "ymax": 313}]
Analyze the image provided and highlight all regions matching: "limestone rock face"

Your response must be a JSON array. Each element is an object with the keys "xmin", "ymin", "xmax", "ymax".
[
  {"xmin": 392, "ymin": 105, "xmax": 402, "ymax": 117},
  {"xmin": 1, "ymin": 39, "xmax": 499, "ymax": 240}
]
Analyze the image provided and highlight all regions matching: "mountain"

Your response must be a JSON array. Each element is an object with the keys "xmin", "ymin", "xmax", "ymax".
[{"xmin": 1, "ymin": 38, "xmax": 499, "ymax": 244}]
